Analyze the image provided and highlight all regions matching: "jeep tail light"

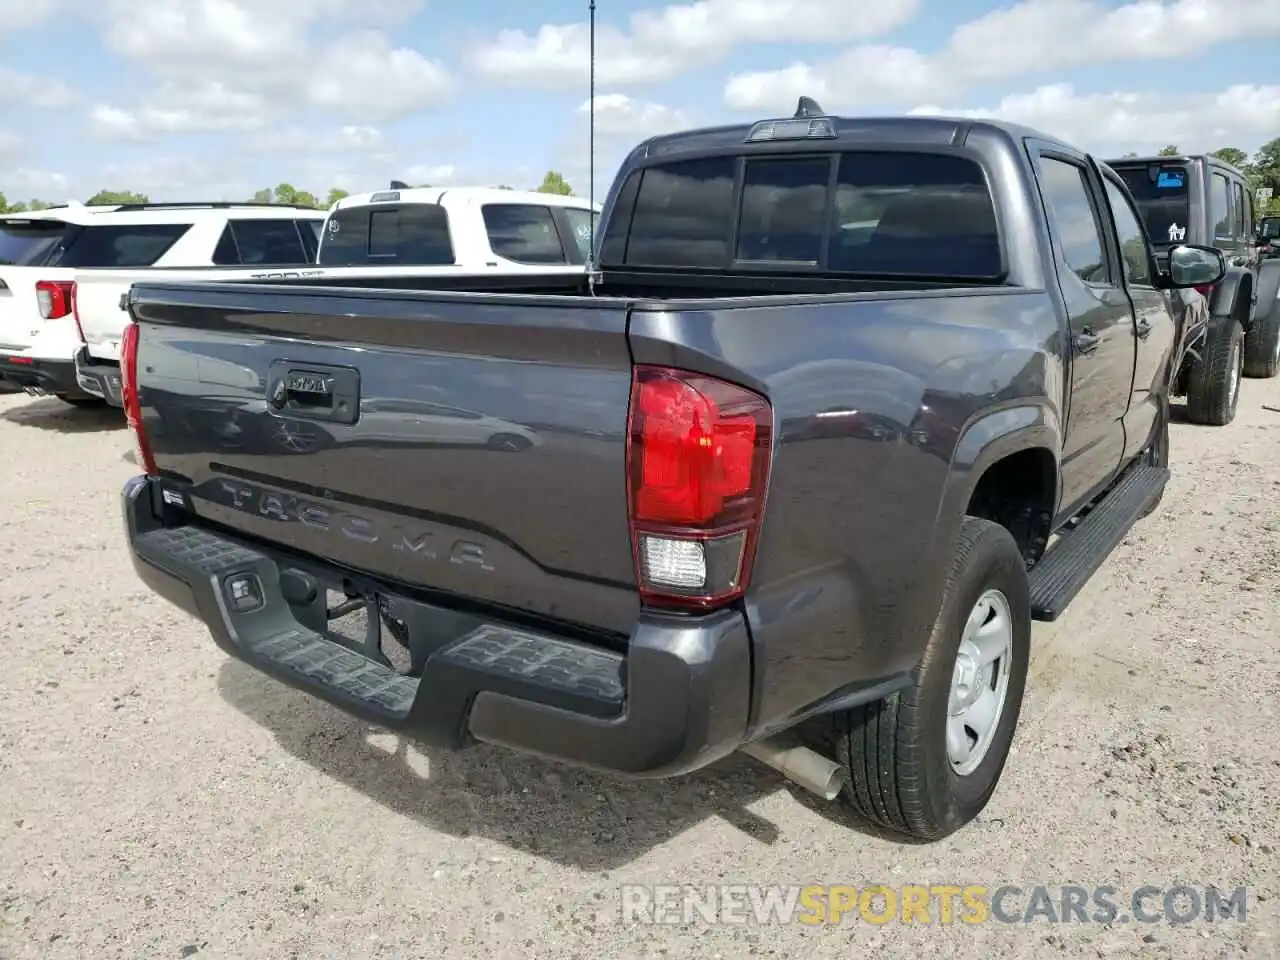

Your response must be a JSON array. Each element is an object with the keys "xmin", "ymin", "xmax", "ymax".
[
  {"xmin": 120, "ymin": 321, "xmax": 156, "ymax": 475},
  {"xmin": 1195, "ymin": 282, "xmax": 1215, "ymax": 299},
  {"xmin": 69, "ymin": 281, "xmax": 86, "ymax": 343},
  {"xmin": 626, "ymin": 365, "xmax": 773, "ymax": 610},
  {"xmin": 35, "ymin": 280, "xmax": 74, "ymax": 319}
]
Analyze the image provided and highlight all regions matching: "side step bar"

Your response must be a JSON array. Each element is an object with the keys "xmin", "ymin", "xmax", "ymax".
[{"xmin": 1028, "ymin": 464, "xmax": 1169, "ymax": 621}]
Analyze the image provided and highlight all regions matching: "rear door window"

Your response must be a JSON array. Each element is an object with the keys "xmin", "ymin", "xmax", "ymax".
[
  {"xmin": 1231, "ymin": 180, "xmax": 1246, "ymax": 240},
  {"xmin": 212, "ymin": 219, "xmax": 312, "ymax": 265},
  {"xmin": 0, "ymin": 220, "xmax": 65, "ymax": 266},
  {"xmin": 54, "ymin": 223, "xmax": 191, "ymax": 267},
  {"xmin": 617, "ymin": 150, "xmax": 1001, "ymax": 278},
  {"xmin": 318, "ymin": 204, "xmax": 454, "ymax": 265},
  {"xmin": 481, "ymin": 204, "xmax": 567, "ymax": 264}
]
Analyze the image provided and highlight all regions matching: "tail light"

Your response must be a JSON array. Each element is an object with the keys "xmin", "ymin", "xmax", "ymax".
[
  {"xmin": 1194, "ymin": 283, "xmax": 1215, "ymax": 299},
  {"xmin": 69, "ymin": 281, "xmax": 86, "ymax": 343},
  {"xmin": 35, "ymin": 280, "xmax": 74, "ymax": 319},
  {"xmin": 120, "ymin": 321, "xmax": 156, "ymax": 475},
  {"xmin": 626, "ymin": 365, "xmax": 773, "ymax": 610}
]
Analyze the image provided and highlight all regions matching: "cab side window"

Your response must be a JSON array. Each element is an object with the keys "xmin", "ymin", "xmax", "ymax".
[{"xmin": 1103, "ymin": 179, "xmax": 1153, "ymax": 286}]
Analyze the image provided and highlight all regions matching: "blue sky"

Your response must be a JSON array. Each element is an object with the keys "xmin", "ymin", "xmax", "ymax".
[{"xmin": 1, "ymin": 0, "xmax": 1277, "ymax": 203}]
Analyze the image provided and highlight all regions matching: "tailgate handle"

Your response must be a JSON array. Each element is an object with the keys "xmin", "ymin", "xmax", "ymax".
[{"xmin": 267, "ymin": 361, "xmax": 359, "ymax": 425}]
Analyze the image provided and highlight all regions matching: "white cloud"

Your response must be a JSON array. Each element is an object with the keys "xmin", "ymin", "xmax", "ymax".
[
  {"xmin": 580, "ymin": 94, "xmax": 692, "ymax": 139},
  {"xmin": 1, "ymin": 168, "xmax": 72, "ymax": 200},
  {"xmin": 89, "ymin": 0, "xmax": 452, "ymax": 140},
  {"xmin": 0, "ymin": 67, "xmax": 78, "ymax": 108},
  {"xmin": 468, "ymin": 0, "xmax": 919, "ymax": 88},
  {"xmin": 724, "ymin": 0, "xmax": 1280, "ymax": 110},
  {"xmin": 0, "ymin": 131, "xmax": 21, "ymax": 158},
  {"xmin": 910, "ymin": 83, "xmax": 1280, "ymax": 156},
  {"xmin": 0, "ymin": 0, "xmax": 62, "ymax": 34},
  {"xmin": 403, "ymin": 164, "xmax": 457, "ymax": 184}
]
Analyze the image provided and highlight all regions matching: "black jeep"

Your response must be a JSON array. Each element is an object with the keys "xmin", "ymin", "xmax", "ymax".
[{"xmin": 1105, "ymin": 154, "xmax": 1280, "ymax": 424}]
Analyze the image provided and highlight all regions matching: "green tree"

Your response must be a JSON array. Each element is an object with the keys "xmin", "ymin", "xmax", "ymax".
[
  {"xmin": 85, "ymin": 189, "xmax": 149, "ymax": 205},
  {"xmin": 496, "ymin": 184, "xmax": 514, "ymax": 190},
  {"xmin": 269, "ymin": 183, "xmax": 320, "ymax": 208},
  {"xmin": 325, "ymin": 188, "xmax": 349, "ymax": 207},
  {"xmin": 1250, "ymin": 138, "xmax": 1280, "ymax": 216},
  {"xmin": 535, "ymin": 170, "xmax": 573, "ymax": 196},
  {"xmin": 1121, "ymin": 152, "xmax": 1139, "ymax": 158},
  {"xmin": 1157, "ymin": 144, "xmax": 1180, "ymax": 157},
  {"xmin": 249, "ymin": 188, "xmax": 273, "ymax": 204},
  {"xmin": 1210, "ymin": 147, "xmax": 1249, "ymax": 169}
]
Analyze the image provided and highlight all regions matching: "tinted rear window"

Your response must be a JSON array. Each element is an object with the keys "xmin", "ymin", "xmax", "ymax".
[
  {"xmin": 1113, "ymin": 164, "xmax": 1192, "ymax": 244},
  {"xmin": 318, "ymin": 203, "xmax": 454, "ymax": 265},
  {"xmin": 213, "ymin": 219, "xmax": 313, "ymax": 265},
  {"xmin": 617, "ymin": 151, "xmax": 1001, "ymax": 278},
  {"xmin": 54, "ymin": 223, "xmax": 191, "ymax": 267},
  {"xmin": 481, "ymin": 204, "xmax": 567, "ymax": 264},
  {"xmin": 0, "ymin": 220, "xmax": 66, "ymax": 266}
]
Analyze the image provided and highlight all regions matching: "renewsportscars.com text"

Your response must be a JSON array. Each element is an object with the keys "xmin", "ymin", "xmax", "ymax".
[{"xmin": 620, "ymin": 884, "xmax": 1249, "ymax": 926}]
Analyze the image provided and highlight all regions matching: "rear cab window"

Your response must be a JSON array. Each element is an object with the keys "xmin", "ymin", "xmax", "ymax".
[
  {"xmin": 481, "ymin": 204, "xmax": 568, "ymax": 264},
  {"xmin": 610, "ymin": 150, "xmax": 1003, "ymax": 279},
  {"xmin": 318, "ymin": 203, "xmax": 454, "ymax": 266},
  {"xmin": 1113, "ymin": 163, "xmax": 1191, "ymax": 245}
]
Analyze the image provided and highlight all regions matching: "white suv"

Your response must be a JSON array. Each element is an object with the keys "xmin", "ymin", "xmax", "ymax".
[{"xmin": 0, "ymin": 202, "xmax": 324, "ymax": 405}]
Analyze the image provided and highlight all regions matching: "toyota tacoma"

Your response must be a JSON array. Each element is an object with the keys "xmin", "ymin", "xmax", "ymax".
[{"xmin": 119, "ymin": 103, "xmax": 1224, "ymax": 841}]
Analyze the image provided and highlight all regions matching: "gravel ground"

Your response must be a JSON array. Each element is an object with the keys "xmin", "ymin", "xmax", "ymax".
[{"xmin": 1, "ymin": 378, "xmax": 1277, "ymax": 960}]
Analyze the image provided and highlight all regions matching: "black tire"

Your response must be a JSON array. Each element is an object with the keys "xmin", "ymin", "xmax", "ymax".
[
  {"xmin": 55, "ymin": 394, "xmax": 107, "ymax": 408},
  {"xmin": 1185, "ymin": 319, "xmax": 1243, "ymax": 426},
  {"xmin": 833, "ymin": 517, "xmax": 1030, "ymax": 841},
  {"xmin": 1242, "ymin": 302, "xmax": 1280, "ymax": 379}
]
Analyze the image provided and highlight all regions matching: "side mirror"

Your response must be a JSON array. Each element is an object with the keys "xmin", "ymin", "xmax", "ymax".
[{"xmin": 1164, "ymin": 244, "xmax": 1226, "ymax": 289}]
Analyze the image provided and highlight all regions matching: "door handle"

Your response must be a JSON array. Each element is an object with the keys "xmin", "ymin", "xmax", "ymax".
[
  {"xmin": 1074, "ymin": 330, "xmax": 1101, "ymax": 355},
  {"xmin": 1135, "ymin": 318, "xmax": 1152, "ymax": 340}
]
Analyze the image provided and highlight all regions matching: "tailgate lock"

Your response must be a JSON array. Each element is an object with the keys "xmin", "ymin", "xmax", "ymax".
[{"xmin": 266, "ymin": 360, "xmax": 360, "ymax": 425}]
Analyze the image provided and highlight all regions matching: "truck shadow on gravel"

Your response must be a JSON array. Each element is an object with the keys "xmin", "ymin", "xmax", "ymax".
[
  {"xmin": 0, "ymin": 397, "xmax": 124, "ymax": 433},
  {"xmin": 216, "ymin": 660, "xmax": 898, "ymax": 868}
]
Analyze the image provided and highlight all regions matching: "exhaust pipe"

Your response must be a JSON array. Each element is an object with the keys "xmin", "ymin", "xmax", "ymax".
[
  {"xmin": 22, "ymin": 385, "xmax": 47, "ymax": 397},
  {"xmin": 742, "ymin": 737, "xmax": 845, "ymax": 800}
]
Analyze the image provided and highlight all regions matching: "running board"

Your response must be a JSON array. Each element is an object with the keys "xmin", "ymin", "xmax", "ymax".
[{"xmin": 1028, "ymin": 465, "xmax": 1169, "ymax": 622}]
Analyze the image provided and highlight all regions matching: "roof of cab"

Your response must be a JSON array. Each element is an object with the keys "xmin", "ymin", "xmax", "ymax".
[
  {"xmin": 628, "ymin": 109, "xmax": 1076, "ymax": 164},
  {"xmin": 1102, "ymin": 154, "xmax": 1249, "ymax": 177},
  {"xmin": 331, "ymin": 185, "xmax": 602, "ymax": 212}
]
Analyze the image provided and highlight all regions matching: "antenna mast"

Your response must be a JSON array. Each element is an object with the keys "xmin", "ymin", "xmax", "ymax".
[{"xmin": 586, "ymin": 0, "xmax": 599, "ymax": 294}]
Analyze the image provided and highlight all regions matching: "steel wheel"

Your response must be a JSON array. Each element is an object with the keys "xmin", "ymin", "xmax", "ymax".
[{"xmin": 947, "ymin": 588, "xmax": 1015, "ymax": 776}]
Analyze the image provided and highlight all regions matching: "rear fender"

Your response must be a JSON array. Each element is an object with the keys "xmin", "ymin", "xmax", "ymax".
[
  {"xmin": 900, "ymin": 404, "xmax": 1060, "ymax": 653},
  {"xmin": 1207, "ymin": 267, "xmax": 1253, "ymax": 328}
]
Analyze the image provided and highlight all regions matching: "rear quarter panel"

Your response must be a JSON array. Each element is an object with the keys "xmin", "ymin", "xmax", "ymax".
[{"xmin": 629, "ymin": 289, "xmax": 1063, "ymax": 735}]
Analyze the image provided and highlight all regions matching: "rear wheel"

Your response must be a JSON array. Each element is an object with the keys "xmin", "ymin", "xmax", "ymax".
[
  {"xmin": 833, "ymin": 517, "xmax": 1030, "ymax": 841},
  {"xmin": 1242, "ymin": 304, "xmax": 1280, "ymax": 379},
  {"xmin": 1185, "ymin": 319, "xmax": 1243, "ymax": 426}
]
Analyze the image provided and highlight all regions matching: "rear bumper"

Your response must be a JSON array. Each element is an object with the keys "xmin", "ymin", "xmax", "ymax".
[
  {"xmin": 0, "ymin": 353, "xmax": 83, "ymax": 398},
  {"xmin": 122, "ymin": 475, "xmax": 753, "ymax": 777},
  {"xmin": 74, "ymin": 348, "xmax": 123, "ymax": 406}
]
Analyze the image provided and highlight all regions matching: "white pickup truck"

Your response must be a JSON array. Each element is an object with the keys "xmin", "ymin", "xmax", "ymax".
[{"xmin": 73, "ymin": 186, "xmax": 601, "ymax": 406}]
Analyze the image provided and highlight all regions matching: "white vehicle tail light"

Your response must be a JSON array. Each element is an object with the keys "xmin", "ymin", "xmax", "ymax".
[
  {"xmin": 626, "ymin": 365, "xmax": 773, "ymax": 610},
  {"xmin": 35, "ymin": 280, "xmax": 74, "ymax": 319},
  {"xmin": 120, "ymin": 321, "xmax": 156, "ymax": 475}
]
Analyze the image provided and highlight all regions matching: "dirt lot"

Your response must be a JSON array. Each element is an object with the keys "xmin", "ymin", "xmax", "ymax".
[{"xmin": 1, "ymin": 379, "xmax": 1277, "ymax": 960}]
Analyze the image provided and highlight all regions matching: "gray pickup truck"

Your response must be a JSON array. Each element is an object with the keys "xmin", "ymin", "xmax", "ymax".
[{"xmin": 120, "ymin": 102, "xmax": 1224, "ymax": 841}]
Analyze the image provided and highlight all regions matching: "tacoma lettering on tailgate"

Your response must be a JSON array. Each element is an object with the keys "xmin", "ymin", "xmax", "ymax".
[{"xmin": 214, "ymin": 480, "xmax": 495, "ymax": 571}]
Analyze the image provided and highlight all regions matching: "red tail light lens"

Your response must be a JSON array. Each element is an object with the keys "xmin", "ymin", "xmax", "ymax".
[
  {"xmin": 626, "ymin": 365, "xmax": 772, "ymax": 610},
  {"xmin": 120, "ymin": 321, "xmax": 156, "ymax": 475},
  {"xmin": 69, "ymin": 281, "xmax": 86, "ymax": 343},
  {"xmin": 1194, "ymin": 283, "xmax": 1215, "ymax": 298},
  {"xmin": 35, "ymin": 280, "xmax": 74, "ymax": 319}
]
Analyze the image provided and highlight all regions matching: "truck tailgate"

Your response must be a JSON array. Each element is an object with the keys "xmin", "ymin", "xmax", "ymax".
[{"xmin": 130, "ymin": 282, "xmax": 640, "ymax": 635}]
